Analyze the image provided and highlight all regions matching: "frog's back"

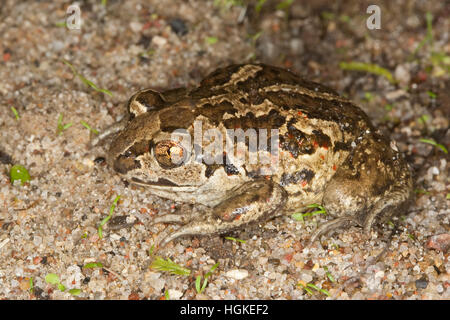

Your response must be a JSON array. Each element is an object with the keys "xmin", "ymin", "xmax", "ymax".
[{"xmin": 179, "ymin": 64, "xmax": 374, "ymax": 205}]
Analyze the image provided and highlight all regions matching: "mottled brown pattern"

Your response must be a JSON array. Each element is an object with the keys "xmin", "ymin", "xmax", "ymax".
[
  {"xmin": 159, "ymin": 106, "xmax": 195, "ymax": 132},
  {"xmin": 103, "ymin": 63, "xmax": 413, "ymax": 247}
]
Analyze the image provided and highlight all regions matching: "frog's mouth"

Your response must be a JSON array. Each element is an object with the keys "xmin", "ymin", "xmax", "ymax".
[
  {"xmin": 131, "ymin": 177, "xmax": 198, "ymax": 191},
  {"xmin": 132, "ymin": 177, "xmax": 178, "ymax": 187}
]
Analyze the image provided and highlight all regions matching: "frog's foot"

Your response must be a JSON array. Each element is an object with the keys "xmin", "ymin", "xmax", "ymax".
[
  {"xmin": 308, "ymin": 216, "xmax": 358, "ymax": 245},
  {"xmin": 362, "ymin": 185, "xmax": 413, "ymax": 235},
  {"xmin": 151, "ymin": 179, "xmax": 287, "ymax": 247}
]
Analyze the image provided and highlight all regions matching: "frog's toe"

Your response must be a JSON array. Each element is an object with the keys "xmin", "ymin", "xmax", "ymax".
[
  {"xmin": 308, "ymin": 216, "xmax": 357, "ymax": 245},
  {"xmin": 151, "ymin": 213, "xmax": 193, "ymax": 225},
  {"xmin": 157, "ymin": 222, "xmax": 218, "ymax": 247}
]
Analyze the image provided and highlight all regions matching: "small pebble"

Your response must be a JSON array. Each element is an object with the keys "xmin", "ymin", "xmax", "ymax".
[
  {"xmin": 168, "ymin": 289, "xmax": 183, "ymax": 299},
  {"xmin": 169, "ymin": 18, "xmax": 188, "ymax": 36},
  {"xmin": 152, "ymin": 36, "xmax": 167, "ymax": 47},
  {"xmin": 394, "ymin": 64, "xmax": 411, "ymax": 85},
  {"xmin": 129, "ymin": 21, "xmax": 143, "ymax": 33},
  {"xmin": 415, "ymin": 277, "xmax": 428, "ymax": 290},
  {"xmin": 426, "ymin": 234, "xmax": 450, "ymax": 253},
  {"xmin": 225, "ymin": 269, "xmax": 248, "ymax": 280},
  {"xmin": 301, "ymin": 273, "xmax": 313, "ymax": 283},
  {"xmin": 385, "ymin": 89, "xmax": 407, "ymax": 101}
]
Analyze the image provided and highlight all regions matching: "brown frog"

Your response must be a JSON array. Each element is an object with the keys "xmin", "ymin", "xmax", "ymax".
[{"xmin": 93, "ymin": 64, "xmax": 413, "ymax": 247}]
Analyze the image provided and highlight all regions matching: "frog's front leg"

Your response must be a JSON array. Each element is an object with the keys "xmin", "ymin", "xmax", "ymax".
[{"xmin": 152, "ymin": 179, "xmax": 287, "ymax": 247}]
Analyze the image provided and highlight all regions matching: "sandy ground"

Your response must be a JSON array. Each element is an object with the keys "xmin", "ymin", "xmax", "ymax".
[{"xmin": 0, "ymin": 0, "xmax": 448, "ymax": 300}]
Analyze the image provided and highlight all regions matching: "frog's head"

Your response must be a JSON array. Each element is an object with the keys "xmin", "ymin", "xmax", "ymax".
[
  {"xmin": 105, "ymin": 89, "xmax": 245, "ymax": 203},
  {"xmin": 107, "ymin": 88, "xmax": 219, "ymax": 201}
]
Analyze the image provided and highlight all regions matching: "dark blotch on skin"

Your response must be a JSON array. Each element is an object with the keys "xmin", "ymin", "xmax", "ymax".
[
  {"xmin": 224, "ymin": 161, "xmax": 239, "ymax": 176},
  {"xmin": 280, "ymin": 121, "xmax": 315, "ymax": 158},
  {"xmin": 223, "ymin": 109, "xmax": 286, "ymax": 132},
  {"xmin": 196, "ymin": 100, "xmax": 238, "ymax": 125},
  {"xmin": 312, "ymin": 130, "xmax": 331, "ymax": 149},
  {"xmin": 204, "ymin": 165, "xmax": 217, "ymax": 178},
  {"xmin": 204, "ymin": 154, "xmax": 239, "ymax": 178},
  {"xmin": 264, "ymin": 90, "xmax": 371, "ymax": 136},
  {"xmin": 334, "ymin": 141, "xmax": 352, "ymax": 152},
  {"xmin": 280, "ymin": 169, "xmax": 315, "ymax": 187}
]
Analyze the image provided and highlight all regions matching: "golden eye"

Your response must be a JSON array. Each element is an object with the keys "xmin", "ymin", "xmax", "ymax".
[{"xmin": 154, "ymin": 140, "xmax": 186, "ymax": 169}]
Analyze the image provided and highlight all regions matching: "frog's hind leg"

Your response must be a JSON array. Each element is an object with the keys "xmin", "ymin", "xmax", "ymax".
[
  {"xmin": 312, "ymin": 134, "xmax": 413, "ymax": 244},
  {"xmin": 152, "ymin": 179, "xmax": 287, "ymax": 247}
]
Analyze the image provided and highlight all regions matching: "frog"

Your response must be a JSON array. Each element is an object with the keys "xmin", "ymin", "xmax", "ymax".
[{"xmin": 92, "ymin": 63, "xmax": 413, "ymax": 247}]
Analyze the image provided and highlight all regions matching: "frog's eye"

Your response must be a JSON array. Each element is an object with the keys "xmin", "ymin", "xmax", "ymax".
[{"xmin": 154, "ymin": 140, "xmax": 186, "ymax": 169}]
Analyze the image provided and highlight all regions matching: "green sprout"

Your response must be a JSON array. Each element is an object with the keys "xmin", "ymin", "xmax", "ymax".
[
  {"xmin": 55, "ymin": 21, "xmax": 67, "ymax": 28},
  {"xmin": 412, "ymin": 12, "xmax": 434, "ymax": 56},
  {"xmin": 11, "ymin": 106, "xmax": 20, "ymax": 120},
  {"xmin": 418, "ymin": 114, "xmax": 429, "ymax": 125},
  {"xmin": 426, "ymin": 91, "xmax": 437, "ymax": 99},
  {"xmin": 339, "ymin": 15, "xmax": 351, "ymax": 24},
  {"xmin": 419, "ymin": 138, "xmax": 448, "ymax": 154},
  {"xmin": 45, "ymin": 273, "xmax": 66, "ymax": 291},
  {"xmin": 139, "ymin": 49, "xmax": 156, "ymax": 57},
  {"xmin": 364, "ymin": 92, "xmax": 375, "ymax": 102},
  {"xmin": 195, "ymin": 262, "xmax": 220, "ymax": 294},
  {"xmin": 205, "ymin": 37, "xmax": 218, "ymax": 45},
  {"xmin": 321, "ymin": 11, "xmax": 335, "ymax": 20},
  {"xmin": 56, "ymin": 113, "xmax": 73, "ymax": 136},
  {"xmin": 255, "ymin": 0, "xmax": 267, "ymax": 13},
  {"xmin": 165, "ymin": 290, "xmax": 170, "ymax": 300},
  {"xmin": 384, "ymin": 103, "xmax": 394, "ymax": 111},
  {"xmin": 224, "ymin": 236, "xmax": 246, "ymax": 243},
  {"xmin": 98, "ymin": 195, "xmax": 121, "ymax": 238},
  {"xmin": 323, "ymin": 266, "xmax": 335, "ymax": 283},
  {"xmin": 149, "ymin": 244, "xmax": 155, "ymax": 256},
  {"xmin": 150, "ymin": 256, "xmax": 191, "ymax": 276},
  {"xmin": 297, "ymin": 282, "xmax": 330, "ymax": 297},
  {"xmin": 339, "ymin": 61, "xmax": 396, "ymax": 84},
  {"xmin": 292, "ymin": 203, "xmax": 327, "ymax": 222},
  {"xmin": 248, "ymin": 31, "xmax": 263, "ymax": 45},
  {"xmin": 68, "ymin": 288, "xmax": 81, "ymax": 296},
  {"xmin": 414, "ymin": 189, "xmax": 430, "ymax": 195},
  {"xmin": 45, "ymin": 273, "xmax": 81, "ymax": 296},
  {"xmin": 10, "ymin": 164, "xmax": 31, "ymax": 185},
  {"xmin": 80, "ymin": 120, "xmax": 99, "ymax": 135},
  {"xmin": 29, "ymin": 277, "xmax": 34, "ymax": 293},
  {"xmin": 62, "ymin": 59, "xmax": 113, "ymax": 97},
  {"xmin": 410, "ymin": 12, "xmax": 450, "ymax": 75},
  {"xmin": 83, "ymin": 262, "xmax": 103, "ymax": 269},
  {"xmin": 276, "ymin": 0, "xmax": 293, "ymax": 11}
]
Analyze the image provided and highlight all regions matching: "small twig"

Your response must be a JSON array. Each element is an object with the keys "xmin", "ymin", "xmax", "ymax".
[{"xmin": 102, "ymin": 266, "xmax": 124, "ymax": 281}]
